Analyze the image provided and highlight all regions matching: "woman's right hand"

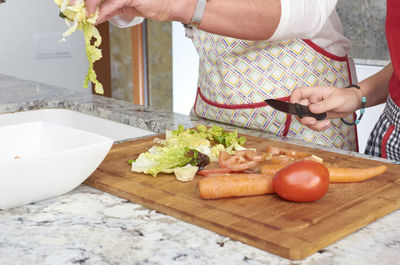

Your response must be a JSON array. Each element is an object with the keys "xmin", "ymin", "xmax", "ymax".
[
  {"xmin": 290, "ymin": 85, "xmax": 363, "ymax": 132},
  {"xmin": 68, "ymin": 0, "xmax": 193, "ymax": 25}
]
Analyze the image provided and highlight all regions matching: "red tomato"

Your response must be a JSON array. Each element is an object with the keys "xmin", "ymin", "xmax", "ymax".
[{"xmin": 272, "ymin": 160, "xmax": 329, "ymax": 202}]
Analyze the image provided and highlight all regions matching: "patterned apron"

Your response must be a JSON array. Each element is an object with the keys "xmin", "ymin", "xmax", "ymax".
[
  {"xmin": 191, "ymin": 29, "xmax": 358, "ymax": 151},
  {"xmin": 365, "ymin": 96, "xmax": 400, "ymax": 160}
]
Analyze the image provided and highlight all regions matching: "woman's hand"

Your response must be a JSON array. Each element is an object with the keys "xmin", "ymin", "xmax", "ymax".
[
  {"xmin": 69, "ymin": 0, "xmax": 192, "ymax": 25},
  {"xmin": 290, "ymin": 86, "xmax": 363, "ymax": 132}
]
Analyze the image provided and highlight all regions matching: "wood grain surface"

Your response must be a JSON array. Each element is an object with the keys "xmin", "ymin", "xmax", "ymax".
[{"xmin": 84, "ymin": 134, "xmax": 400, "ymax": 260}]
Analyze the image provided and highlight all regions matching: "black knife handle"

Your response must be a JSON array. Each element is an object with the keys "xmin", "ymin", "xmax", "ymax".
[{"xmin": 295, "ymin": 103, "xmax": 327, "ymax": 120}]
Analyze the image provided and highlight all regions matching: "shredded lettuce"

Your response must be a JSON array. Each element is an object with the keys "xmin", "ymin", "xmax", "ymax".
[
  {"xmin": 55, "ymin": 0, "xmax": 104, "ymax": 94},
  {"xmin": 131, "ymin": 124, "xmax": 248, "ymax": 177}
]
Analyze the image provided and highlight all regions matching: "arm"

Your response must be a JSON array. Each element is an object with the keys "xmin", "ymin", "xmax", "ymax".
[
  {"xmin": 290, "ymin": 63, "xmax": 393, "ymax": 132},
  {"xmin": 79, "ymin": 0, "xmax": 337, "ymax": 41},
  {"xmin": 358, "ymin": 63, "xmax": 392, "ymax": 107}
]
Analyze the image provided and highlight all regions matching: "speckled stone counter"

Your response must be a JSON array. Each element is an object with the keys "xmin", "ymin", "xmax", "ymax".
[{"xmin": 1, "ymin": 74, "xmax": 400, "ymax": 265}]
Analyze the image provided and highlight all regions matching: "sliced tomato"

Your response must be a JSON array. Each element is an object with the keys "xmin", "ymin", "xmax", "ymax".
[{"xmin": 218, "ymin": 151, "xmax": 258, "ymax": 172}]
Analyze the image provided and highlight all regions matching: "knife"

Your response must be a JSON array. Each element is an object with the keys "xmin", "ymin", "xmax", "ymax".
[{"xmin": 265, "ymin": 99, "xmax": 327, "ymax": 120}]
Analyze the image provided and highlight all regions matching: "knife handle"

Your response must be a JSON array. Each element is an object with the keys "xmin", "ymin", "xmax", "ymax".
[{"xmin": 295, "ymin": 103, "xmax": 327, "ymax": 120}]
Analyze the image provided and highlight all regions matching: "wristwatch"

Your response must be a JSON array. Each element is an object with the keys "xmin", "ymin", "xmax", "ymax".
[{"xmin": 183, "ymin": 0, "xmax": 207, "ymax": 38}]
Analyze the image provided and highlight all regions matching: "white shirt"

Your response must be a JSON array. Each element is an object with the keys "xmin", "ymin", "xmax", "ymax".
[{"xmin": 110, "ymin": 0, "xmax": 350, "ymax": 57}]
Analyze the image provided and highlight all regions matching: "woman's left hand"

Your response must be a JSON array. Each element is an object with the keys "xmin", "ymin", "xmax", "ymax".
[{"xmin": 290, "ymin": 85, "xmax": 362, "ymax": 132}]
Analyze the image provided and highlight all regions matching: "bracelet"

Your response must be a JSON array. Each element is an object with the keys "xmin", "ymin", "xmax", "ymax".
[
  {"xmin": 183, "ymin": 0, "xmax": 207, "ymax": 38},
  {"xmin": 341, "ymin": 84, "xmax": 367, "ymax": 126}
]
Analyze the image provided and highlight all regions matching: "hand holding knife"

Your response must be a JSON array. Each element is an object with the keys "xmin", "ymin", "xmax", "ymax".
[{"xmin": 265, "ymin": 99, "xmax": 327, "ymax": 120}]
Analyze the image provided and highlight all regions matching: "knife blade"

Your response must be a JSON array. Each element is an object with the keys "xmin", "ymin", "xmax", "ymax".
[{"xmin": 265, "ymin": 99, "xmax": 327, "ymax": 120}]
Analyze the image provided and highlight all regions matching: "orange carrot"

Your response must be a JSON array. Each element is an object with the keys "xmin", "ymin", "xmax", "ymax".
[
  {"xmin": 265, "ymin": 146, "xmax": 311, "ymax": 159},
  {"xmin": 260, "ymin": 164, "xmax": 288, "ymax": 175},
  {"xmin": 197, "ymin": 173, "xmax": 274, "ymax": 199},
  {"xmin": 269, "ymin": 155, "xmax": 295, "ymax": 165},
  {"xmin": 328, "ymin": 165, "xmax": 387, "ymax": 183}
]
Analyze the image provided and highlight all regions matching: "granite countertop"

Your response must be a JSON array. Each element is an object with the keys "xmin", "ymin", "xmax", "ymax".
[{"xmin": 1, "ymin": 74, "xmax": 400, "ymax": 265}]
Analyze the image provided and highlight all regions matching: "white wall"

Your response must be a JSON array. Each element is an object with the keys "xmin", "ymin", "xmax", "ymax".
[
  {"xmin": 172, "ymin": 22, "xmax": 199, "ymax": 115},
  {"xmin": 171, "ymin": 27, "xmax": 385, "ymax": 153},
  {"xmin": 0, "ymin": 0, "xmax": 89, "ymax": 92}
]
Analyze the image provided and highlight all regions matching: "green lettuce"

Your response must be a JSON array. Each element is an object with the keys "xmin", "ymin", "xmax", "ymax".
[
  {"xmin": 131, "ymin": 124, "xmax": 248, "ymax": 177},
  {"xmin": 55, "ymin": 0, "xmax": 104, "ymax": 94}
]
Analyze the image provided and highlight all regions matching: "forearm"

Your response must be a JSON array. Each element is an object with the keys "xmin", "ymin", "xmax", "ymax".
[
  {"xmin": 99, "ymin": 0, "xmax": 338, "ymax": 41},
  {"xmin": 358, "ymin": 63, "xmax": 392, "ymax": 108},
  {"xmin": 175, "ymin": 0, "xmax": 281, "ymax": 40}
]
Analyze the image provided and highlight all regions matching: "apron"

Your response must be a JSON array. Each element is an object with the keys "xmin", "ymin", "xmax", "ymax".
[
  {"xmin": 365, "ymin": 96, "xmax": 400, "ymax": 160},
  {"xmin": 365, "ymin": 0, "xmax": 400, "ymax": 161},
  {"xmin": 191, "ymin": 29, "xmax": 358, "ymax": 151}
]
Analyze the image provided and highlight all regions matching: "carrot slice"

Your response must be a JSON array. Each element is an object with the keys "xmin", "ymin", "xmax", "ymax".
[
  {"xmin": 328, "ymin": 165, "xmax": 387, "ymax": 183},
  {"xmin": 198, "ymin": 173, "xmax": 274, "ymax": 199}
]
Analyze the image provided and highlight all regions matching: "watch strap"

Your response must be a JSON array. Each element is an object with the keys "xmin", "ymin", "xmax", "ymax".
[{"xmin": 183, "ymin": 0, "xmax": 207, "ymax": 38}]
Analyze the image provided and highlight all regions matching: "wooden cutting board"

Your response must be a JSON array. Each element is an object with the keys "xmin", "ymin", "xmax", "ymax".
[{"xmin": 84, "ymin": 133, "xmax": 400, "ymax": 260}]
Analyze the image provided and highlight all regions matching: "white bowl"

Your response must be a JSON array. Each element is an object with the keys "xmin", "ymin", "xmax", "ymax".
[
  {"xmin": 0, "ymin": 121, "xmax": 113, "ymax": 209},
  {"xmin": 0, "ymin": 109, "xmax": 154, "ymax": 141}
]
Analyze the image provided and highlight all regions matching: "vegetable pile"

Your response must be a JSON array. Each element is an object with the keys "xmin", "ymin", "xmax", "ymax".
[
  {"xmin": 55, "ymin": 0, "xmax": 104, "ymax": 94},
  {"xmin": 129, "ymin": 124, "xmax": 388, "ymax": 203},
  {"xmin": 197, "ymin": 144, "xmax": 388, "ymax": 202},
  {"xmin": 130, "ymin": 124, "xmax": 247, "ymax": 181}
]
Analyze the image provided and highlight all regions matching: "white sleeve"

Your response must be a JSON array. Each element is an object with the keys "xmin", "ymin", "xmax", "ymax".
[
  {"xmin": 109, "ymin": 15, "xmax": 145, "ymax": 28},
  {"xmin": 270, "ymin": 0, "xmax": 338, "ymax": 40},
  {"xmin": 270, "ymin": 0, "xmax": 351, "ymax": 57}
]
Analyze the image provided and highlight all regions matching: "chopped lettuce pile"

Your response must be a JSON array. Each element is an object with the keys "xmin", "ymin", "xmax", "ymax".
[
  {"xmin": 55, "ymin": 0, "xmax": 104, "ymax": 94},
  {"xmin": 131, "ymin": 124, "xmax": 247, "ymax": 179}
]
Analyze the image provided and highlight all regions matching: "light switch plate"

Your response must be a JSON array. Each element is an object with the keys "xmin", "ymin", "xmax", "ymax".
[{"xmin": 33, "ymin": 33, "xmax": 72, "ymax": 59}]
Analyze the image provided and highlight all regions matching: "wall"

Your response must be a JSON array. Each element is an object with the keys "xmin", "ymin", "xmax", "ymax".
[
  {"xmin": 147, "ymin": 20, "xmax": 173, "ymax": 111},
  {"xmin": 109, "ymin": 24, "xmax": 133, "ymax": 102},
  {"xmin": 172, "ymin": 22, "xmax": 199, "ymax": 115},
  {"xmin": 337, "ymin": 0, "xmax": 389, "ymax": 64},
  {"xmin": 0, "ymin": 0, "xmax": 89, "ymax": 92}
]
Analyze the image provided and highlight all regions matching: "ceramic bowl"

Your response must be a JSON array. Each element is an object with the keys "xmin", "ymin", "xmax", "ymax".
[{"xmin": 0, "ymin": 121, "xmax": 113, "ymax": 209}]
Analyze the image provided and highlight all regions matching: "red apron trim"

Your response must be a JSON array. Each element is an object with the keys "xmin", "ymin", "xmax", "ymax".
[
  {"xmin": 196, "ymin": 87, "xmax": 289, "ymax": 109},
  {"xmin": 381, "ymin": 124, "xmax": 395, "ymax": 159},
  {"xmin": 195, "ymin": 87, "xmax": 292, "ymax": 136},
  {"xmin": 304, "ymin": 39, "xmax": 353, "ymax": 84},
  {"xmin": 303, "ymin": 40, "xmax": 348, "ymax": 62},
  {"xmin": 283, "ymin": 114, "xmax": 292, "ymax": 137}
]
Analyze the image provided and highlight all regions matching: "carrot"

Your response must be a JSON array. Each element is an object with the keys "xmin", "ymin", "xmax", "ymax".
[
  {"xmin": 269, "ymin": 155, "xmax": 294, "ymax": 165},
  {"xmin": 260, "ymin": 163, "xmax": 288, "ymax": 175},
  {"xmin": 197, "ymin": 167, "xmax": 231, "ymax": 177},
  {"xmin": 197, "ymin": 173, "xmax": 274, "ymax": 199},
  {"xmin": 260, "ymin": 162, "xmax": 387, "ymax": 183},
  {"xmin": 265, "ymin": 145, "xmax": 311, "ymax": 159},
  {"xmin": 328, "ymin": 165, "xmax": 387, "ymax": 183}
]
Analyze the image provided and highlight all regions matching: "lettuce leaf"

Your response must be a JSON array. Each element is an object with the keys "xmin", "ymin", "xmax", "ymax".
[
  {"xmin": 55, "ymin": 0, "xmax": 104, "ymax": 94},
  {"xmin": 130, "ymin": 124, "xmax": 248, "ymax": 177}
]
